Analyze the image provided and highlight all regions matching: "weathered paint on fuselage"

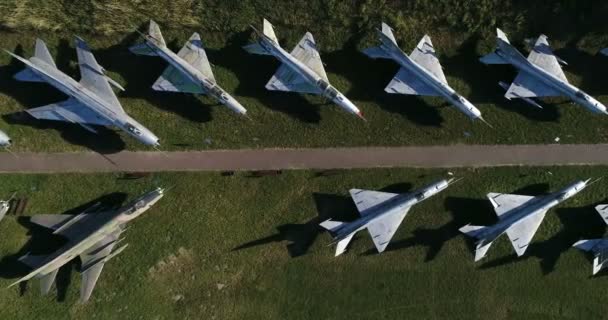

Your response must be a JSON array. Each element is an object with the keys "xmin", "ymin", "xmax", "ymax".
[
  {"xmin": 378, "ymin": 34, "xmax": 482, "ymax": 120},
  {"xmin": 16, "ymin": 188, "xmax": 164, "ymax": 282},
  {"xmin": 142, "ymin": 37, "xmax": 247, "ymax": 115},
  {"xmin": 495, "ymin": 40, "xmax": 607, "ymax": 114}
]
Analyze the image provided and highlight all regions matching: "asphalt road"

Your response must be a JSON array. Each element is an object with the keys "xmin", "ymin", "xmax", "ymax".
[{"xmin": 1, "ymin": 144, "xmax": 607, "ymax": 173}]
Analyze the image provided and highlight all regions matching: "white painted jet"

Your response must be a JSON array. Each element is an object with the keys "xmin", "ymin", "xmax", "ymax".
[
  {"xmin": 320, "ymin": 178, "xmax": 457, "ymax": 256},
  {"xmin": 363, "ymin": 23, "xmax": 487, "ymax": 124},
  {"xmin": 573, "ymin": 204, "xmax": 608, "ymax": 275},
  {"xmin": 130, "ymin": 20, "xmax": 247, "ymax": 116},
  {"xmin": 243, "ymin": 19, "xmax": 364, "ymax": 119},
  {"xmin": 481, "ymin": 29, "xmax": 607, "ymax": 114},
  {"xmin": 5, "ymin": 38, "xmax": 160, "ymax": 146},
  {"xmin": 460, "ymin": 179, "xmax": 592, "ymax": 262}
]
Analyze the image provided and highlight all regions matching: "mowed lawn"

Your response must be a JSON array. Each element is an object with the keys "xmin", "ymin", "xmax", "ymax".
[
  {"xmin": 1, "ymin": 1, "xmax": 608, "ymax": 152},
  {"xmin": 0, "ymin": 167, "xmax": 607, "ymax": 319}
]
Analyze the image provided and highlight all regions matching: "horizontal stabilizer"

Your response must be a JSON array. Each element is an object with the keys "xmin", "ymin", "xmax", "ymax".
[
  {"xmin": 19, "ymin": 253, "xmax": 47, "ymax": 268},
  {"xmin": 573, "ymin": 239, "xmax": 602, "ymax": 252},
  {"xmin": 335, "ymin": 234, "xmax": 354, "ymax": 257},
  {"xmin": 600, "ymin": 48, "xmax": 608, "ymax": 56},
  {"xmin": 595, "ymin": 204, "xmax": 608, "ymax": 225},
  {"xmin": 474, "ymin": 241, "xmax": 493, "ymax": 262},
  {"xmin": 459, "ymin": 224, "xmax": 486, "ymax": 239},
  {"xmin": 34, "ymin": 39, "xmax": 56, "ymax": 68},
  {"xmin": 362, "ymin": 46, "xmax": 391, "ymax": 59},
  {"xmin": 593, "ymin": 256, "xmax": 607, "ymax": 275},
  {"xmin": 242, "ymin": 43, "xmax": 272, "ymax": 55},
  {"xmin": 319, "ymin": 219, "xmax": 344, "ymax": 233},
  {"xmin": 496, "ymin": 28, "xmax": 511, "ymax": 44},
  {"xmin": 480, "ymin": 52, "xmax": 508, "ymax": 65},
  {"xmin": 129, "ymin": 43, "xmax": 157, "ymax": 56},
  {"xmin": 14, "ymin": 68, "xmax": 44, "ymax": 82}
]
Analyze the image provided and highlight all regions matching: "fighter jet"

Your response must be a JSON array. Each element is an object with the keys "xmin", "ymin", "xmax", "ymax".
[
  {"xmin": 572, "ymin": 204, "xmax": 608, "ymax": 275},
  {"xmin": 0, "ymin": 129, "xmax": 11, "ymax": 147},
  {"xmin": 460, "ymin": 179, "xmax": 592, "ymax": 262},
  {"xmin": 243, "ymin": 19, "xmax": 364, "ymax": 119},
  {"xmin": 5, "ymin": 38, "xmax": 160, "ymax": 146},
  {"xmin": 9, "ymin": 188, "xmax": 164, "ymax": 302},
  {"xmin": 481, "ymin": 29, "xmax": 607, "ymax": 114},
  {"xmin": 363, "ymin": 23, "xmax": 486, "ymax": 124},
  {"xmin": 130, "ymin": 20, "xmax": 247, "ymax": 116},
  {"xmin": 320, "ymin": 178, "xmax": 457, "ymax": 256}
]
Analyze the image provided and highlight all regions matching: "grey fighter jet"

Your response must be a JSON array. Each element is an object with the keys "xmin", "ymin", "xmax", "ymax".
[
  {"xmin": 363, "ymin": 23, "xmax": 486, "ymax": 124},
  {"xmin": 460, "ymin": 179, "xmax": 592, "ymax": 262},
  {"xmin": 573, "ymin": 204, "xmax": 608, "ymax": 275},
  {"xmin": 5, "ymin": 38, "xmax": 160, "ymax": 146},
  {"xmin": 0, "ymin": 130, "xmax": 10, "ymax": 147},
  {"xmin": 320, "ymin": 178, "xmax": 457, "ymax": 256},
  {"xmin": 9, "ymin": 188, "xmax": 164, "ymax": 302},
  {"xmin": 130, "ymin": 20, "xmax": 247, "ymax": 116},
  {"xmin": 481, "ymin": 29, "xmax": 607, "ymax": 114},
  {"xmin": 244, "ymin": 19, "xmax": 364, "ymax": 119}
]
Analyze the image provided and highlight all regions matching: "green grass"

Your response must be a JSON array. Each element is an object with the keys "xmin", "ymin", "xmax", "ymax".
[
  {"xmin": 0, "ymin": 167, "xmax": 608, "ymax": 319},
  {"xmin": 1, "ymin": 1, "xmax": 608, "ymax": 152}
]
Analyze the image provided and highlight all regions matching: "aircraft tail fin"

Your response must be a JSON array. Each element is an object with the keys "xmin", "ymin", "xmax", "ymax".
[
  {"xmin": 39, "ymin": 269, "xmax": 59, "ymax": 295},
  {"xmin": 262, "ymin": 19, "xmax": 279, "ymax": 44},
  {"xmin": 479, "ymin": 28, "xmax": 515, "ymax": 65},
  {"xmin": 18, "ymin": 253, "xmax": 47, "ymax": 268},
  {"xmin": 34, "ymin": 39, "xmax": 57, "ymax": 68},
  {"xmin": 362, "ymin": 22, "xmax": 395, "ymax": 60},
  {"xmin": 334, "ymin": 234, "xmax": 354, "ymax": 256},
  {"xmin": 459, "ymin": 224, "xmax": 494, "ymax": 261},
  {"xmin": 147, "ymin": 20, "xmax": 166, "ymax": 47}
]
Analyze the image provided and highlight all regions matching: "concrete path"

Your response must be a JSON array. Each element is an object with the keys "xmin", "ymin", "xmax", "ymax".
[{"xmin": 1, "ymin": 144, "xmax": 607, "ymax": 173}]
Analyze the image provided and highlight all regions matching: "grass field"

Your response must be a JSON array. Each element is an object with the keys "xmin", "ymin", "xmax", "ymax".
[
  {"xmin": 0, "ymin": 1, "xmax": 608, "ymax": 152},
  {"xmin": 0, "ymin": 167, "xmax": 608, "ymax": 319}
]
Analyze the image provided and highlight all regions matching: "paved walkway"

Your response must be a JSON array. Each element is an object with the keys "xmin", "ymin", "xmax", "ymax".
[{"xmin": 0, "ymin": 144, "xmax": 607, "ymax": 173}]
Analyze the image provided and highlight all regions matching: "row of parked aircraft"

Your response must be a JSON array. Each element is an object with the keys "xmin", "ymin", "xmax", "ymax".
[
  {"xmin": 0, "ymin": 19, "xmax": 606, "ymax": 149},
  {"xmin": 3, "ymin": 177, "xmax": 608, "ymax": 302}
]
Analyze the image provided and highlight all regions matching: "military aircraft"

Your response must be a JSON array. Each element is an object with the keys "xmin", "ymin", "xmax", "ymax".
[
  {"xmin": 481, "ymin": 29, "xmax": 607, "ymax": 114},
  {"xmin": 130, "ymin": 20, "xmax": 248, "ymax": 116},
  {"xmin": 320, "ymin": 178, "xmax": 458, "ymax": 256},
  {"xmin": 5, "ymin": 38, "xmax": 160, "ymax": 146},
  {"xmin": 243, "ymin": 19, "xmax": 364, "ymax": 119},
  {"xmin": 572, "ymin": 204, "xmax": 608, "ymax": 275},
  {"xmin": 9, "ymin": 188, "xmax": 164, "ymax": 302},
  {"xmin": 0, "ymin": 130, "xmax": 11, "ymax": 147},
  {"xmin": 460, "ymin": 179, "xmax": 592, "ymax": 262},
  {"xmin": 363, "ymin": 23, "xmax": 486, "ymax": 124}
]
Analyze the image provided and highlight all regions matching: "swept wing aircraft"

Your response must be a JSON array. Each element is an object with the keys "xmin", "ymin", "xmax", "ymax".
[
  {"xmin": 460, "ymin": 179, "xmax": 591, "ymax": 261},
  {"xmin": 243, "ymin": 19, "xmax": 364, "ymax": 119},
  {"xmin": 320, "ymin": 178, "xmax": 457, "ymax": 256},
  {"xmin": 573, "ymin": 204, "xmax": 608, "ymax": 275},
  {"xmin": 363, "ymin": 23, "xmax": 487, "ymax": 124},
  {"xmin": 9, "ymin": 188, "xmax": 164, "ymax": 302},
  {"xmin": 481, "ymin": 29, "xmax": 607, "ymax": 114},
  {"xmin": 5, "ymin": 38, "xmax": 160, "ymax": 146},
  {"xmin": 130, "ymin": 20, "xmax": 247, "ymax": 116}
]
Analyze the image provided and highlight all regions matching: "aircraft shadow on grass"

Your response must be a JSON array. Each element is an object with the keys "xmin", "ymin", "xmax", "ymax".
[
  {"xmin": 0, "ymin": 192, "xmax": 127, "ymax": 302},
  {"xmin": 232, "ymin": 183, "xmax": 413, "ymax": 257},
  {"xmin": 213, "ymin": 30, "xmax": 323, "ymax": 124},
  {"xmin": 0, "ymin": 43, "xmax": 127, "ymax": 154}
]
